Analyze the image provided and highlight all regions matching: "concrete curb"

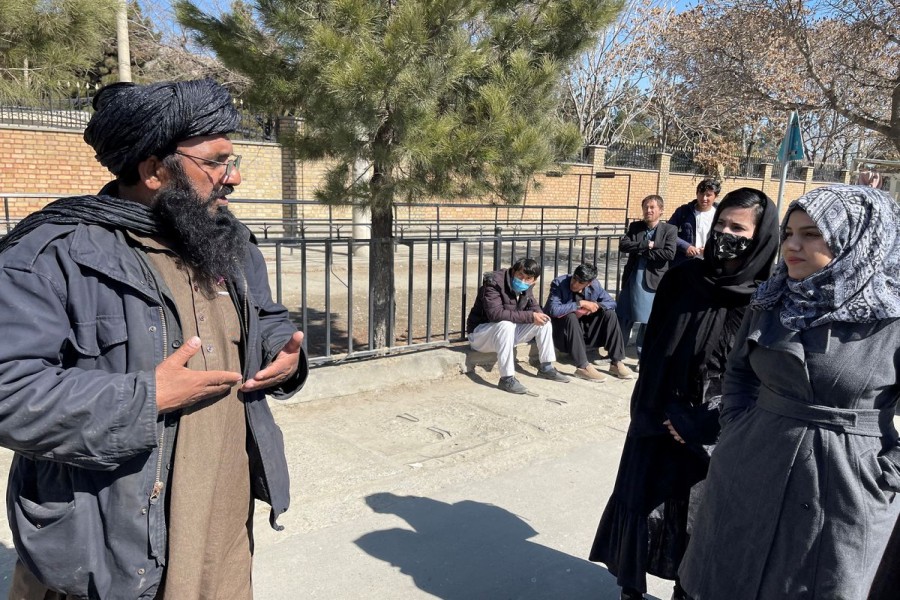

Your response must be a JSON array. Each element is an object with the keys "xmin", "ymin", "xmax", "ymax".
[{"xmin": 276, "ymin": 343, "xmax": 541, "ymax": 404}]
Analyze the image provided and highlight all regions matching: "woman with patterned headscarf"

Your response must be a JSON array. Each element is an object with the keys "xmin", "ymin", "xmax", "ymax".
[{"xmin": 679, "ymin": 185, "xmax": 900, "ymax": 600}]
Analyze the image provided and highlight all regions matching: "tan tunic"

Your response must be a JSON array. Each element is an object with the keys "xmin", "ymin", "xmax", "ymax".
[{"xmin": 138, "ymin": 235, "xmax": 253, "ymax": 600}]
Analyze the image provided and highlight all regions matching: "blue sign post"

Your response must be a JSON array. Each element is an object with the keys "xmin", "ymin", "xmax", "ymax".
[{"xmin": 775, "ymin": 111, "xmax": 805, "ymax": 217}]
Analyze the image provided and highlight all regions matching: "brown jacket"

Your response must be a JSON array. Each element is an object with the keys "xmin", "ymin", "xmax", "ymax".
[{"xmin": 466, "ymin": 268, "xmax": 542, "ymax": 333}]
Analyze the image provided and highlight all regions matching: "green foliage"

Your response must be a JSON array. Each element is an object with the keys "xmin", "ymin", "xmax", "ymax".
[
  {"xmin": 0, "ymin": 0, "xmax": 118, "ymax": 99},
  {"xmin": 177, "ymin": 0, "xmax": 622, "ymax": 207}
]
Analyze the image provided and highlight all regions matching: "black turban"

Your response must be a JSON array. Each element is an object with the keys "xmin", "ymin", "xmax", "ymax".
[{"xmin": 83, "ymin": 79, "xmax": 240, "ymax": 176}]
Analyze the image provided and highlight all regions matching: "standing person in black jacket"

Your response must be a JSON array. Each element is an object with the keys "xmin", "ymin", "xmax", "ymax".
[
  {"xmin": 668, "ymin": 179, "xmax": 720, "ymax": 265},
  {"xmin": 616, "ymin": 195, "xmax": 677, "ymax": 365}
]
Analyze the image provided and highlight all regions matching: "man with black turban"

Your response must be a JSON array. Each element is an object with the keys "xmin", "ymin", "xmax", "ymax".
[{"xmin": 0, "ymin": 79, "xmax": 308, "ymax": 599}]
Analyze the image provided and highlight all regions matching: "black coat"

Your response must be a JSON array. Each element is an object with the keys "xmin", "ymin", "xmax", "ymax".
[
  {"xmin": 619, "ymin": 221, "xmax": 677, "ymax": 292},
  {"xmin": 589, "ymin": 197, "xmax": 781, "ymax": 593}
]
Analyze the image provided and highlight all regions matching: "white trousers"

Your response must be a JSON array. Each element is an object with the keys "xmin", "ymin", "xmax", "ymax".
[{"xmin": 468, "ymin": 321, "xmax": 556, "ymax": 378}]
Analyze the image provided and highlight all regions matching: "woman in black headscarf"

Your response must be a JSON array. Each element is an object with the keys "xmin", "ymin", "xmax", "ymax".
[{"xmin": 588, "ymin": 188, "xmax": 780, "ymax": 600}]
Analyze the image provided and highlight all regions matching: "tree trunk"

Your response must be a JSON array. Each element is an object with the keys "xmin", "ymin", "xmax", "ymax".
[{"xmin": 369, "ymin": 202, "xmax": 394, "ymax": 349}]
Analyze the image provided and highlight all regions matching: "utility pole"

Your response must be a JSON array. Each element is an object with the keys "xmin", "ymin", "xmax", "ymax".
[{"xmin": 116, "ymin": 0, "xmax": 132, "ymax": 82}]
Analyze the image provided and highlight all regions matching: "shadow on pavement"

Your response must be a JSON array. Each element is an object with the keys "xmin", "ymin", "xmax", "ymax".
[
  {"xmin": 0, "ymin": 541, "xmax": 17, "ymax": 598},
  {"xmin": 355, "ymin": 492, "xmax": 632, "ymax": 600}
]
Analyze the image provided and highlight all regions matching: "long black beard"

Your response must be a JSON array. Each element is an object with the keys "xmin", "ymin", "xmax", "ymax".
[{"xmin": 153, "ymin": 176, "xmax": 245, "ymax": 293}]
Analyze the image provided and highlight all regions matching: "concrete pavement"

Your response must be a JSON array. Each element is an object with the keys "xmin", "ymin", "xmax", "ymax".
[{"xmin": 0, "ymin": 344, "xmax": 677, "ymax": 599}]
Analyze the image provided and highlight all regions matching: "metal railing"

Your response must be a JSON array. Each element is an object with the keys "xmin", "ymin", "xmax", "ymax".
[
  {"xmin": 0, "ymin": 89, "xmax": 280, "ymax": 142},
  {"xmin": 812, "ymin": 163, "xmax": 846, "ymax": 183},
  {"xmin": 770, "ymin": 161, "xmax": 808, "ymax": 181},
  {"xmin": 258, "ymin": 229, "xmax": 624, "ymax": 365},
  {"xmin": 605, "ymin": 142, "xmax": 661, "ymax": 170},
  {"xmin": 0, "ymin": 194, "xmax": 625, "ymax": 239},
  {"xmin": 0, "ymin": 193, "xmax": 627, "ymax": 366}
]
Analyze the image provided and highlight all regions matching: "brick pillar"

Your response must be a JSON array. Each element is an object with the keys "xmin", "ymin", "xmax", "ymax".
[
  {"xmin": 656, "ymin": 152, "xmax": 672, "ymax": 199},
  {"xmin": 802, "ymin": 165, "xmax": 815, "ymax": 194},
  {"xmin": 838, "ymin": 169, "xmax": 851, "ymax": 184},
  {"xmin": 587, "ymin": 145, "xmax": 607, "ymax": 219},
  {"xmin": 587, "ymin": 144, "xmax": 607, "ymax": 172},
  {"xmin": 760, "ymin": 163, "xmax": 774, "ymax": 195}
]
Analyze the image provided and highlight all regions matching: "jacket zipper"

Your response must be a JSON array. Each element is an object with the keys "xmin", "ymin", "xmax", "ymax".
[{"xmin": 150, "ymin": 305, "xmax": 169, "ymax": 503}]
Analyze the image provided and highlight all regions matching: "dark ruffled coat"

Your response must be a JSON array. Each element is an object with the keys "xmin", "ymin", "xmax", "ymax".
[{"xmin": 588, "ymin": 196, "xmax": 780, "ymax": 593}]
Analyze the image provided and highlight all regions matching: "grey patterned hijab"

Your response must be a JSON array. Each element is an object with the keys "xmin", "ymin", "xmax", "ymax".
[{"xmin": 751, "ymin": 185, "xmax": 900, "ymax": 330}]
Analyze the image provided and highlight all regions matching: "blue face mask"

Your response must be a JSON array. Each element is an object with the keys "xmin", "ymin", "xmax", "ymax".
[{"xmin": 511, "ymin": 277, "xmax": 530, "ymax": 293}]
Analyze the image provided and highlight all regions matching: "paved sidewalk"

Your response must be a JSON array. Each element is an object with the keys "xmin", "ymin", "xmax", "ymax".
[{"xmin": 0, "ymin": 345, "xmax": 678, "ymax": 599}]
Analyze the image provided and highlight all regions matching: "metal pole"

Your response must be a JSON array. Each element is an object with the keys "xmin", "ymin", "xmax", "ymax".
[
  {"xmin": 776, "ymin": 160, "xmax": 790, "ymax": 218},
  {"xmin": 116, "ymin": 0, "xmax": 132, "ymax": 82}
]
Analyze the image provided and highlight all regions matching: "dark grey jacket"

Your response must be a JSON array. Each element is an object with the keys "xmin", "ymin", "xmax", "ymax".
[
  {"xmin": 0, "ymin": 222, "xmax": 307, "ymax": 599},
  {"xmin": 618, "ymin": 220, "xmax": 677, "ymax": 291},
  {"xmin": 679, "ymin": 309, "xmax": 900, "ymax": 599}
]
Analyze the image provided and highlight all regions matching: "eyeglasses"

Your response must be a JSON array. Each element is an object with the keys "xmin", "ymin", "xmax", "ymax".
[{"xmin": 174, "ymin": 151, "xmax": 242, "ymax": 180}]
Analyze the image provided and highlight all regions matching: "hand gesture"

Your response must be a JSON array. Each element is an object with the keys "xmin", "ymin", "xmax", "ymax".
[
  {"xmin": 686, "ymin": 245, "xmax": 703, "ymax": 257},
  {"xmin": 155, "ymin": 337, "xmax": 243, "ymax": 414},
  {"xmin": 242, "ymin": 331, "xmax": 304, "ymax": 392}
]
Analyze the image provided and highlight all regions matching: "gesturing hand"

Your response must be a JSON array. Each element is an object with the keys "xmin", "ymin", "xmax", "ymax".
[
  {"xmin": 155, "ymin": 337, "xmax": 243, "ymax": 414},
  {"xmin": 241, "ymin": 331, "xmax": 304, "ymax": 392}
]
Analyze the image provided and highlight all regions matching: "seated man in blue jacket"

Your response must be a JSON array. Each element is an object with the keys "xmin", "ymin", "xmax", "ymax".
[
  {"xmin": 466, "ymin": 257, "xmax": 569, "ymax": 395},
  {"xmin": 543, "ymin": 264, "xmax": 634, "ymax": 382}
]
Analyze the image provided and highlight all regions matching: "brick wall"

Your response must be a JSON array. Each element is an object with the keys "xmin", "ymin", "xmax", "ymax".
[{"xmin": 1, "ymin": 127, "xmax": 848, "ymax": 226}]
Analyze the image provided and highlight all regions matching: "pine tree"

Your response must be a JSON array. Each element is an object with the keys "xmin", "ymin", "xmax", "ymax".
[
  {"xmin": 0, "ymin": 0, "xmax": 117, "ymax": 100},
  {"xmin": 177, "ymin": 0, "xmax": 623, "ymax": 348}
]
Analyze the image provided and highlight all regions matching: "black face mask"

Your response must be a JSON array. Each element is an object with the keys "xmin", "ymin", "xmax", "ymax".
[{"xmin": 711, "ymin": 230, "xmax": 754, "ymax": 260}]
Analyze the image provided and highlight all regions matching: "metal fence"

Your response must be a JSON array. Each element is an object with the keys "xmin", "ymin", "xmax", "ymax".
[
  {"xmin": 770, "ymin": 161, "xmax": 808, "ymax": 181},
  {"xmin": 0, "ymin": 86, "xmax": 279, "ymax": 142},
  {"xmin": 0, "ymin": 194, "xmax": 625, "ymax": 239},
  {"xmin": 607, "ymin": 142, "xmax": 850, "ymax": 183},
  {"xmin": 605, "ymin": 142, "xmax": 660, "ymax": 170},
  {"xmin": 669, "ymin": 147, "xmax": 703, "ymax": 174},
  {"xmin": 812, "ymin": 163, "xmax": 846, "ymax": 183},
  {"xmin": 0, "ymin": 192, "xmax": 626, "ymax": 365},
  {"xmin": 262, "ymin": 230, "xmax": 624, "ymax": 365}
]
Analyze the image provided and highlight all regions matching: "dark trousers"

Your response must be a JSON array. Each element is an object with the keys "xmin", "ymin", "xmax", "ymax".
[{"xmin": 551, "ymin": 310, "xmax": 625, "ymax": 368}]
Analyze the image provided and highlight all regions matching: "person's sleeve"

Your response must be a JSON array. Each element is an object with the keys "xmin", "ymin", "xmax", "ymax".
[
  {"xmin": 545, "ymin": 279, "xmax": 577, "ymax": 317},
  {"xmin": 668, "ymin": 208, "xmax": 691, "ymax": 253},
  {"xmin": 877, "ymin": 448, "xmax": 900, "ymax": 493},
  {"xmin": 875, "ymin": 344, "xmax": 900, "ymax": 493},
  {"xmin": 646, "ymin": 226, "xmax": 677, "ymax": 261},
  {"xmin": 618, "ymin": 223, "xmax": 647, "ymax": 254},
  {"xmin": 719, "ymin": 311, "xmax": 760, "ymax": 427},
  {"xmin": 245, "ymin": 244, "xmax": 308, "ymax": 399},
  {"xmin": 665, "ymin": 399, "xmax": 722, "ymax": 446},
  {"xmin": 482, "ymin": 280, "xmax": 534, "ymax": 324},
  {"xmin": 596, "ymin": 284, "xmax": 616, "ymax": 311},
  {"xmin": 0, "ymin": 266, "xmax": 158, "ymax": 471}
]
